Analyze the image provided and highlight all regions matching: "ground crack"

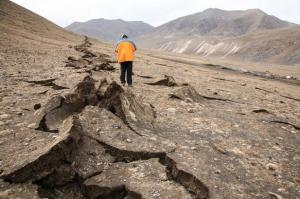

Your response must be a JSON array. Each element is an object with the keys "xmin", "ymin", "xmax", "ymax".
[
  {"xmin": 86, "ymin": 134, "xmax": 209, "ymax": 199},
  {"xmin": 269, "ymin": 120, "xmax": 300, "ymax": 130}
]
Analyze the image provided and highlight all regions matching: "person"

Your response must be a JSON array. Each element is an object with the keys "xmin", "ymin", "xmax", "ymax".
[{"xmin": 115, "ymin": 34, "xmax": 137, "ymax": 87}]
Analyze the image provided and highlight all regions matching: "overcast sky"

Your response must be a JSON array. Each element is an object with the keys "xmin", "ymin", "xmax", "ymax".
[{"xmin": 11, "ymin": 0, "xmax": 300, "ymax": 27}]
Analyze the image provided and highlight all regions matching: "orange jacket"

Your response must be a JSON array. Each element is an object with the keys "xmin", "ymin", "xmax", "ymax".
[{"xmin": 115, "ymin": 39, "xmax": 136, "ymax": 63}]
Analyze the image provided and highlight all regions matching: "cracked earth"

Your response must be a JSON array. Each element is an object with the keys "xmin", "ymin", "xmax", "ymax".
[{"xmin": 0, "ymin": 30, "xmax": 299, "ymax": 199}]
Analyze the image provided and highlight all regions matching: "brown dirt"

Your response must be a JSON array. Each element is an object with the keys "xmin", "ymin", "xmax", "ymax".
[{"xmin": 0, "ymin": 1, "xmax": 299, "ymax": 199}]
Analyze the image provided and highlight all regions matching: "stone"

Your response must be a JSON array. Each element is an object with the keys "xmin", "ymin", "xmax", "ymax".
[
  {"xmin": 215, "ymin": 170, "xmax": 221, "ymax": 174},
  {"xmin": 126, "ymin": 139, "xmax": 132, "ymax": 143},
  {"xmin": 16, "ymin": 112, "xmax": 23, "ymax": 116},
  {"xmin": 167, "ymin": 108, "xmax": 176, "ymax": 114},
  {"xmin": 27, "ymin": 123, "xmax": 35, "ymax": 129},
  {"xmin": 266, "ymin": 163, "xmax": 279, "ymax": 171},
  {"xmin": 269, "ymin": 192, "xmax": 283, "ymax": 199},
  {"xmin": 0, "ymin": 130, "xmax": 10, "ymax": 136},
  {"xmin": 187, "ymin": 108, "xmax": 195, "ymax": 113},
  {"xmin": 0, "ymin": 114, "xmax": 10, "ymax": 119}
]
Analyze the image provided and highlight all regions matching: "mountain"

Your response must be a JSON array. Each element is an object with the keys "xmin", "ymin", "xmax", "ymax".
[
  {"xmin": 141, "ymin": 27, "xmax": 300, "ymax": 65},
  {"xmin": 142, "ymin": 8, "xmax": 295, "ymax": 38},
  {"xmin": 66, "ymin": 18, "xmax": 154, "ymax": 42},
  {"xmin": 137, "ymin": 8, "xmax": 299, "ymax": 65}
]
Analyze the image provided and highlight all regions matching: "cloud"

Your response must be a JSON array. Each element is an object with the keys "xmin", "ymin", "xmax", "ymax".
[{"xmin": 11, "ymin": 0, "xmax": 300, "ymax": 27}]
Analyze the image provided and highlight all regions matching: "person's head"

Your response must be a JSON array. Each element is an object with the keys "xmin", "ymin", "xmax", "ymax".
[{"xmin": 122, "ymin": 34, "xmax": 128, "ymax": 39}]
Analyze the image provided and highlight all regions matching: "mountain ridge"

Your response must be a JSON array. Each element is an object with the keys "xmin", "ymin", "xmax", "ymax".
[
  {"xmin": 145, "ymin": 8, "xmax": 296, "ymax": 38},
  {"xmin": 66, "ymin": 18, "xmax": 154, "ymax": 42},
  {"xmin": 135, "ymin": 8, "xmax": 300, "ymax": 65}
]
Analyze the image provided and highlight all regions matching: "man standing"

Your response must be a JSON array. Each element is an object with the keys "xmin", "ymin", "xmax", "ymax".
[{"xmin": 115, "ymin": 34, "xmax": 137, "ymax": 87}]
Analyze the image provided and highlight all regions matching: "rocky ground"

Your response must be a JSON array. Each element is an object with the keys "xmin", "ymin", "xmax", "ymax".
[
  {"xmin": 0, "ymin": 2, "xmax": 299, "ymax": 198},
  {"xmin": 0, "ymin": 34, "xmax": 299, "ymax": 198}
]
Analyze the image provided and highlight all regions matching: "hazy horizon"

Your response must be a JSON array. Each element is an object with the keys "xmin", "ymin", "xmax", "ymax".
[{"xmin": 11, "ymin": 0, "xmax": 300, "ymax": 28}]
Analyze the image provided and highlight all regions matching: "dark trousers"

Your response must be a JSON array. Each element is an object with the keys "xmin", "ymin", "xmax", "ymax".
[{"xmin": 120, "ymin": 61, "xmax": 133, "ymax": 85}]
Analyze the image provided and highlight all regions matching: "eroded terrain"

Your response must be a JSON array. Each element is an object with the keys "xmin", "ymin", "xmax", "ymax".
[{"xmin": 0, "ymin": 5, "xmax": 300, "ymax": 196}]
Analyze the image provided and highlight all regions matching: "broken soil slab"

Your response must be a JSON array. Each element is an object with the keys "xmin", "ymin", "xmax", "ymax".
[
  {"xmin": 25, "ymin": 78, "xmax": 68, "ymax": 90},
  {"xmin": 33, "ymin": 76, "xmax": 157, "ymax": 134},
  {"xmin": 33, "ymin": 75, "xmax": 97, "ymax": 132},
  {"xmin": 92, "ymin": 62, "xmax": 115, "ymax": 71},
  {"xmin": 145, "ymin": 75, "xmax": 178, "ymax": 87},
  {"xmin": 34, "ymin": 94, "xmax": 86, "ymax": 132},
  {"xmin": 1, "ymin": 116, "xmax": 81, "ymax": 183},
  {"xmin": 36, "ymin": 133, "xmax": 115, "ymax": 198},
  {"xmin": 71, "ymin": 135, "xmax": 114, "ymax": 179},
  {"xmin": 169, "ymin": 85, "xmax": 204, "ymax": 102},
  {"xmin": 1, "ymin": 114, "xmax": 115, "ymax": 199},
  {"xmin": 78, "ymin": 106, "xmax": 176, "ymax": 156},
  {"xmin": 0, "ymin": 105, "xmax": 200, "ymax": 199},
  {"xmin": 98, "ymin": 81, "xmax": 157, "ymax": 135},
  {"xmin": 1, "ymin": 114, "xmax": 111, "ymax": 196},
  {"xmin": 52, "ymin": 73, "xmax": 92, "ymax": 90},
  {"xmin": 84, "ymin": 158, "xmax": 193, "ymax": 199},
  {"xmin": 169, "ymin": 85, "xmax": 238, "ymax": 104}
]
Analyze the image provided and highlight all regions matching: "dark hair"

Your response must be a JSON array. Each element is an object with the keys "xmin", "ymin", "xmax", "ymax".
[{"xmin": 122, "ymin": 34, "xmax": 128, "ymax": 39}]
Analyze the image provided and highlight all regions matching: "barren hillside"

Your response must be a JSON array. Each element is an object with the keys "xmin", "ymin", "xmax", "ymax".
[
  {"xmin": 139, "ymin": 27, "xmax": 300, "ymax": 65},
  {"xmin": 0, "ymin": 1, "xmax": 300, "ymax": 199},
  {"xmin": 136, "ymin": 9, "xmax": 300, "ymax": 65},
  {"xmin": 144, "ymin": 8, "xmax": 295, "ymax": 37}
]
